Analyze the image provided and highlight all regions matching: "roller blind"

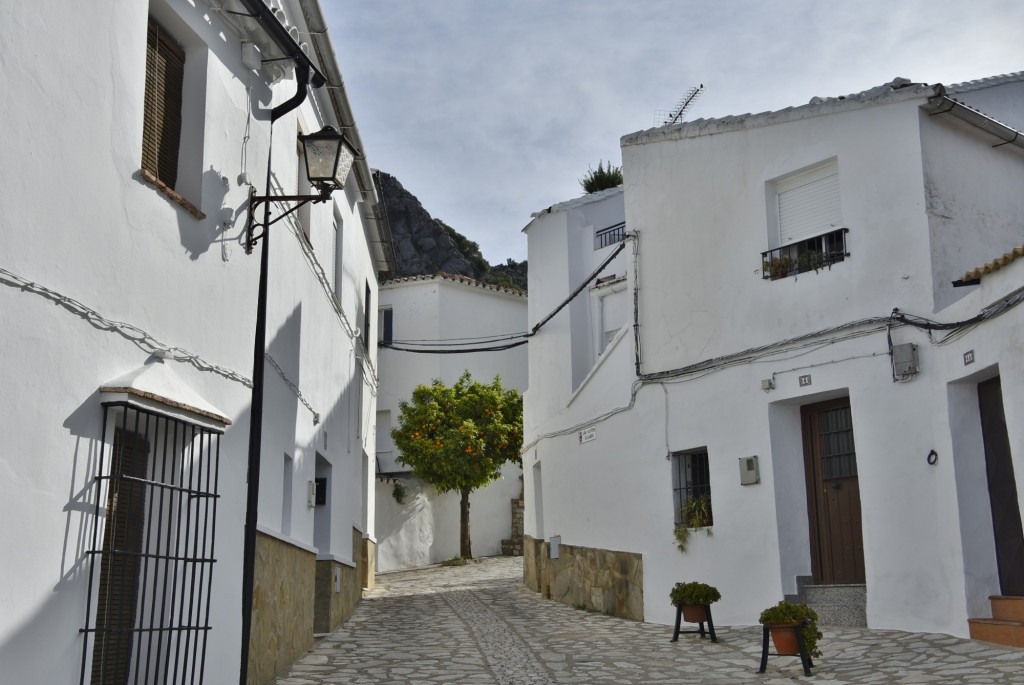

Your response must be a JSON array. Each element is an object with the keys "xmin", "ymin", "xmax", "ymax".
[{"xmin": 777, "ymin": 161, "xmax": 841, "ymax": 244}]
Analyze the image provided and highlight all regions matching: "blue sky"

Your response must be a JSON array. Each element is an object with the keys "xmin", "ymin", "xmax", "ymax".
[{"xmin": 326, "ymin": 1, "xmax": 1023, "ymax": 264}]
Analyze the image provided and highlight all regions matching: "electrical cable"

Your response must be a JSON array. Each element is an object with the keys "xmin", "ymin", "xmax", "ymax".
[{"xmin": 382, "ymin": 340, "xmax": 529, "ymax": 354}]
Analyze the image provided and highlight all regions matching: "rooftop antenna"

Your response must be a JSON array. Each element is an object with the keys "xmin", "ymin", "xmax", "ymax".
[{"xmin": 655, "ymin": 83, "xmax": 705, "ymax": 126}]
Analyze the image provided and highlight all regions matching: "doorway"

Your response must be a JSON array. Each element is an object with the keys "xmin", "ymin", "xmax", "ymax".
[
  {"xmin": 978, "ymin": 376, "xmax": 1024, "ymax": 596},
  {"xmin": 802, "ymin": 398, "xmax": 865, "ymax": 584}
]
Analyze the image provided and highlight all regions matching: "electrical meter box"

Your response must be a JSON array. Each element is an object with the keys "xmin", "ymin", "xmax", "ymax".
[
  {"xmin": 893, "ymin": 343, "xmax": 919, "ymax": 379},
  {"xmin": 739, "ymin": 456, "xmax": 760, "ymax": 485}
]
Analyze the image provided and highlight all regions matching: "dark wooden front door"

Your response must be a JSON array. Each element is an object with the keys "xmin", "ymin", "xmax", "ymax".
[
  {"xmin": 802, "ymin": 399, "xmax": 865, "ymax": 584},
  {"xmin": 978, "ymin": 376, "xmax": 1024, "ymax": 596},
  {"xmin": 91, "ymin": 430, "xmax": 149, "ymax": 685}
]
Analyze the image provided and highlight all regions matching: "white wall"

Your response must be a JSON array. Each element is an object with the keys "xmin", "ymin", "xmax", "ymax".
[
  {"xmin": 524, "ymin": 82, "xmax": 1024, "ymax": 637},
  {"xmin": 374, "ymin": 276, "xmax": 528, "ymax": 570},
  {"xmin": 0, "ymin": 0, "xmax": 380, "ymax": 680}
]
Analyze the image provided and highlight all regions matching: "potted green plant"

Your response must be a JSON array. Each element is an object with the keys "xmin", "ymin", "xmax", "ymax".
[
  {"xmin": 758, "ymin": 600, "xmax": 822, "ymax": 658},
  {"xmin": 768, "ymin": 256, "xmax": 792, "ymax": 280},
  {"xmin": 670, "ymin": 581, "xmax": 721, "ymax": 623},
  {"xmin": 796, "ymin": 249, "xmax": 825, "ymax": 273},
  {"xmin": 673, "ymin": 494, "xmax": 713, "ymax": 553}
]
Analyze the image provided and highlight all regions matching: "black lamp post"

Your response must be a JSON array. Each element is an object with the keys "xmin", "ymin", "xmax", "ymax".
[{"xmin": 239, "ymin": 124, "xmax": 355, "ymax": 685}]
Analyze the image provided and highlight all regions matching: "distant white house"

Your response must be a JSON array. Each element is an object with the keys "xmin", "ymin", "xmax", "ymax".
[
  {"xmin": 522, "ymin": 73, "xmax": 1024, "ymax": 642},
  {"xmin": 0, "ymin": 1, "xmax": 391, "ymax": 683},
  {"xmin": 375, "ymin": 273, "xmax": 528, "ymax": 571}
]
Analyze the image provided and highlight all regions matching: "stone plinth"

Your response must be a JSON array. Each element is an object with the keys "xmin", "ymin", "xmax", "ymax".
[
  {"xmin": 522, "ymin": 535, "xmax": 643, "ymax": 621},
  {"xmin": 249, "ymin": 532, "xmax": 315, "ymax": 685}
]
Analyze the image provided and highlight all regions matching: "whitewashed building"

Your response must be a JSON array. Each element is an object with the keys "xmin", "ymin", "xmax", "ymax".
[
  {"xmin": 522, "ymin": 74, "xmax": 1024, "ymax": 642},
  {"xmin": 0, "ymin": 1, "xmax": 392, "ymax": 683},
  {"xmin": 375, "ymin": 274, "xmax": 528, "ymax": 571}
]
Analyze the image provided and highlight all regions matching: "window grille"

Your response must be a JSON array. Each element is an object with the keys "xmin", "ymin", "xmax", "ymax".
[
  {"xmin": 594, "ymin": 221, "xmax": 626, "ymax": 249},
  {"xmin": 142, "ymin": 18, "xmax": 185, "ymax": 189},
  {"xmin": 81, "ymin": 402, "xmax": 221, "ymax": 685},
  {"xmin": 671, "ymin": 449, "xmax": 713, "ymax": 527},
  {"xmin": 761, "ymin": 227, "xmax": 849, "ymax": 280}
]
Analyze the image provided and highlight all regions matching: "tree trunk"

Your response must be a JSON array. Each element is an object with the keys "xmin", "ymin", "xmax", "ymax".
[{"xmin": 460, "ymin": 488, "xmax": 472, "ymax": 559}]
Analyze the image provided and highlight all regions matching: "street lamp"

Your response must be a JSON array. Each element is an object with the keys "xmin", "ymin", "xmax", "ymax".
[
  {"xmin": 239, "ymin": 123, "xmax": 356, "ymax": 684},
  {"xmin": 244, "ymin": 125, "xmax": 356, "ymax": 253}
]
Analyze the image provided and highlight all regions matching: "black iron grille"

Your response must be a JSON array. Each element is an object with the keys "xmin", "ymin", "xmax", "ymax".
[{"xmin": 81, "ymin": 402, "xmax": 221, "ymax": 685}]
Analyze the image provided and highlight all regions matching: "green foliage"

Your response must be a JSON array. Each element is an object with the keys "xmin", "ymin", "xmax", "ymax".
[
  {"xmin": 669, "ymin": 582, "xmax": 721, "ymax": 607},
  {"xmin": 438, "ymin": 220, "xmax": 490, "ymax": 275},
  {"xmin": 392, "ymin": 371, "xmax": 523, "ymax": 493},
  {"xmin": 674, "ymin": 494, "xmax": 713, "ymax": 553},
  {"xmin": 392, "ymin": 480, "xmax": 407, "ymax": 505},
  {"xmin": 758, "ymin": 601, "xmax": 823, "ymax": 658},
  {"xmin": 683, "ymin": 494, "xmax": 713, "ymax": 528},
  {"xmin": 483, "ymin": 258, "xmax": 528, "ymax": 292},
  {"xmin": 580, "ymin": 160, "xmax": 623, "ymax": 193}
]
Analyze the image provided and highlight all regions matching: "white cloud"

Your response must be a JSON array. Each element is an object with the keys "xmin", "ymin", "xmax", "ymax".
[{"xmin": 328, "ymin": 0, "xmax": 1023, "ymax": 263}]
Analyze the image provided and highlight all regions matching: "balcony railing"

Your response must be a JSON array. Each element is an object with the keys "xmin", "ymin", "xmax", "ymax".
[
  {"xmin": 761, "ymin": 227, "xmax": 849, "ymax": 280},
  {"xmin": 595, "ymin": 221, "xmax": 626, "ymax": 249}
]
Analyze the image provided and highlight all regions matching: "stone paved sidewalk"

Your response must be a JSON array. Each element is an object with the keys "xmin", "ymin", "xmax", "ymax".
[{"xmin": 275, "ymin": 557, "xmax": 1024, "ymax": 684}]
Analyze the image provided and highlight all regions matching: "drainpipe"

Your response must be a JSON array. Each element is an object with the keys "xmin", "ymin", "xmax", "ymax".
[{"xmin": 236, "ymin": 4, "xmax": 325, "ymax": 684}]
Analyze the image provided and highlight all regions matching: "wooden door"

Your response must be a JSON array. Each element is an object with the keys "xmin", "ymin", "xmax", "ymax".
[
  {"xmin": 802, "ymin": 399, "xmax": 865, "ymax": 584},
  {"xmin": 978, "ymin": 376, "xmax": 1024, "ymax": 596},
  {"xmin": 91, "ymin": 430, "xmax": 149, "ymax": 685}
]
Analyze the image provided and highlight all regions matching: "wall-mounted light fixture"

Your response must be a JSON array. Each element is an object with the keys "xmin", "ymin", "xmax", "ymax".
[{"xmin": 245, "ymin": 125, "xmax": 356, "ymax": 253}]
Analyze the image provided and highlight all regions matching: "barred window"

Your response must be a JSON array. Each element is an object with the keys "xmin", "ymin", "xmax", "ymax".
[
  {"xmin": 671, "ymin": 448, "xmax": 713, "ymax": 527},
  {"xmin": 82, "ymin": 402, "xmax": 221, "ymax": 685}
]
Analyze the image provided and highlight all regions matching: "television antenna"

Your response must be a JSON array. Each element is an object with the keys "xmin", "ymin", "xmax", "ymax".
[{"xmin": 654, "ymin": 83, "xmax": 705, "ymax": 126}]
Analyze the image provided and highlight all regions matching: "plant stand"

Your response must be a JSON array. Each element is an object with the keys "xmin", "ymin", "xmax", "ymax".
[
  {"xmin": 671, "ymin": 603, "xmax": 717, "ymax": 643},
  {"xmin": 758, "ymin": 623, "xmax": 813, "ymax": 675}
]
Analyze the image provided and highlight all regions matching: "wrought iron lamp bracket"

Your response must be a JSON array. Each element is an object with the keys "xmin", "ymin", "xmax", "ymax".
[{"xmin": 245, "ymin": 187, "xmax": 332, "ymax": 254}]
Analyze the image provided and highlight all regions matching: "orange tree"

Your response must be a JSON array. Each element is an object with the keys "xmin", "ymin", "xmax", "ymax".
[{"xmin": 392, "ymin": 371, "xmax": 522, "ymax": 559}]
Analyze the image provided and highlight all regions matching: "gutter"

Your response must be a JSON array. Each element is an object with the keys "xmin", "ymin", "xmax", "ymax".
[
  {"xmin": 298, "ymin": 0, "xmax": 398, "ymax": 277},
  {"xmin": 923, "ymin": 89, "xmax": 1024, "ymax": 151}
]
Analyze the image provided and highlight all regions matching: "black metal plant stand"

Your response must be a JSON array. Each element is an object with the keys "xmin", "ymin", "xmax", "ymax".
[
  {"xmin": 671, "ymin": 603, "xmax": 717, "ymax": 643},
  {"xmin": 758, "ymin": 623, "xmax": 813, "ymax": 676}
]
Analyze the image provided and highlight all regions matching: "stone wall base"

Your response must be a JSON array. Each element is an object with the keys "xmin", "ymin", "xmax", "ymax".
[
  {"xmin": 249, "ymin": 532, "xmax": 315, "ymax": 685},
  {"xmin": 522, "ymin": 535, "xmax": 644, "ymax": 621},
  {"xmin": 313, "ymin": 529, "xmax": 372, "ymax": 634}
]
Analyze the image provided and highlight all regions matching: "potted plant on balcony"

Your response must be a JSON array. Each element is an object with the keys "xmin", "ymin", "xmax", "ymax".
[
  {"xmin": 758, "ymin": 600, "xmax": 822, "ymax": 658},
  {"xmin": 762, "ymin": 256, "xmax": 792, "ymax": 280},
  {"xmin": 797, "ymin": 249, "xmax": 825, "ymax": 274},
  {"xmin": 673, "ymin": 494, "xmax": 713, "ymax": 553}
]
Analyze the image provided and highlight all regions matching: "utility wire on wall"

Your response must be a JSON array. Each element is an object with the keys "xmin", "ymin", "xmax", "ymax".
[
  {"xmin": 380, "ymin": 236, "xmax": 632, "ymax": 355},
  {"xmin": 0, "ymin": 265, "xmax": 328, "ymax": 424}
]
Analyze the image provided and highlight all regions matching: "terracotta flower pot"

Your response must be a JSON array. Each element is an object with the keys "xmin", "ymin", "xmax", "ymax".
[
  {"xmin": 681, "ymin": 604, "xmax": 708, "ymax": 623},
  {"xmin": 768, "ymin": 623, "xmax": 802, "ymax": 656}
]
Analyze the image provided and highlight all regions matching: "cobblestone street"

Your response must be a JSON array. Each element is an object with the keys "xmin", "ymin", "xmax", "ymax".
[{"xmin": 275, "ymin": 557, "xmax": 1024, "ymax": 684}]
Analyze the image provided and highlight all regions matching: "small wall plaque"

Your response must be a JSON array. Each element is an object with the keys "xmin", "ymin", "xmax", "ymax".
[{"xmin": 579, "ymin": 426, "xmax": 596, "ymax": 444}]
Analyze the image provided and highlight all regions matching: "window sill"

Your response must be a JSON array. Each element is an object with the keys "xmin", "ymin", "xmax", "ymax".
[{"xmin": 139, "ymin": 168, "xmax": 206, "ymax": 220}]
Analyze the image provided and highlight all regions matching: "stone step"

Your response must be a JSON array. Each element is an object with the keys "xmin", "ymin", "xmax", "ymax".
[
  {"xmin": 969, "ymin": 618, "xmax": 1024, "ymax": 648},
  {"xmin": 810, "ymin": 602, "xmax": 867, "ymax": 627},
  {"xmin": 804, "ymin": 583, "xmax": 866, "ymax": 605},
  {"xmin": 992, "ymin": 596, "xmax": 1024, "ymax": 622}
]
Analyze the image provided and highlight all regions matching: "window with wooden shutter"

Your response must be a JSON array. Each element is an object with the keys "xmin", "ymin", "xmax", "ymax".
[{"xmin": 142, "ymin": 18, "xmax": 185, "ymax": 189}]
